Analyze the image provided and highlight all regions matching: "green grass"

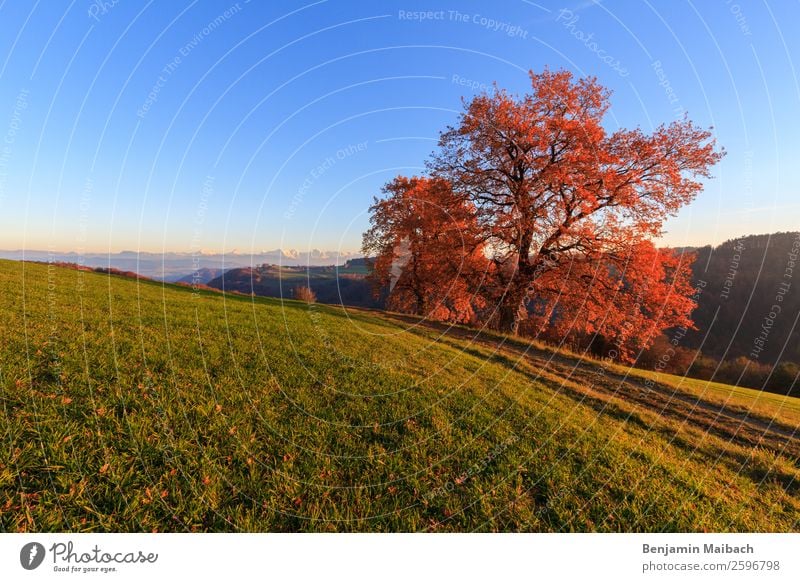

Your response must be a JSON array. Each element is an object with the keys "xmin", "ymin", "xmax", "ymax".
[
  {"xmin": 444, "ymin": 325, "xmax": 800, "ymax": 427},
  {"xmin": 623, "ymin": 369, "xmax": 800, "ymax": 425},
  {"xmin": 1, "ymin": 259, "xmax": 798, "ymax": 532}
]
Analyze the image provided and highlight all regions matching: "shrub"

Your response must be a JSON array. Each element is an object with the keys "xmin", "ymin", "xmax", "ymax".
[
  {"xmin": 766, "ymin": 361, "xmax": 800, "ymax": 395},
  {"xmin": 293, "ymin": 285, "xmax": 317, "ymax": 303}
]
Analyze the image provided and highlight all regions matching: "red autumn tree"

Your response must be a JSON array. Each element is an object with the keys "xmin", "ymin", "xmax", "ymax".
[
  {"xmin": 524, "ymin": 240, "xmax": 698, "ymax": 360},
  {"xmin": 429, "ymin": 68, "xmax": 723, "ymax": 341},
  {"xmin": 362, "ymin": 176, "xmax": 489, "ymax": 323}
]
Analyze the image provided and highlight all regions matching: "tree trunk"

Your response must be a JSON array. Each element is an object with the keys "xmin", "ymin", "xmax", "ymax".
[
  {"xmin": 497, "ymin": 238, "xmax": 531, "ymax": 334},
  {"xmin": 497, "ymin": 291, "xmax": 526, "ymax": 334}
]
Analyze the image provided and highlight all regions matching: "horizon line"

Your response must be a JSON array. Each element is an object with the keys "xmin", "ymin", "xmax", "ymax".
[{"xmin": 2, "ymin": 229, "xmax": 799, "ymax": 256}]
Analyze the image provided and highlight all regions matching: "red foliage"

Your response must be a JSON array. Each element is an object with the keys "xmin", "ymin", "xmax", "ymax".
[
  {"xmin": 527, "ymin": 241, "xmax": 698, "ymax": 360},
  {"xmin": 362, "ymin": 176, "xmax": 490, "ymax": 323},
  {"xmin": 293, "ymin": 285, "xmax": 317, "ymax": 303},
  {"xmin": 364, "ymin": 69, "xmax": 723, "ymax": 360},
  {"xmin": 431, "ymin": 69, "xmax": 722, "ymax": 353}
]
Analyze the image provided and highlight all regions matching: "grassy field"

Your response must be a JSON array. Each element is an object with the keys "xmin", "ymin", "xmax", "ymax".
[{"xmin": 1, "ymin": 259, "xmax": 798, "ymax": 532}]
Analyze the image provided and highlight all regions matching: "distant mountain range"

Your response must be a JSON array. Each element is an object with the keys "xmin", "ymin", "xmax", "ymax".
[{"xmin": 0, "ymin": 249, "xmax": 360, "ymax": 280}]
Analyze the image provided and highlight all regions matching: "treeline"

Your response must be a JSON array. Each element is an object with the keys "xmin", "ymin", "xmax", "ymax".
[{"xmin": 637, "ymin": 341, "xmax": 799, "ymax": 396}]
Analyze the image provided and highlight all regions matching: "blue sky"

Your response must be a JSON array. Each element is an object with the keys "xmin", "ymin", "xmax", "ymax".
[{"xmin": 0, "ymin": 0, "xmax": 798, "ymax": 255}]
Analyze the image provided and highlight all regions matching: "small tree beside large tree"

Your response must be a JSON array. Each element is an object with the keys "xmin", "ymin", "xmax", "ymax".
[
  {"xmin": 364, "ymin": 69, "xmax": 723, "ymax": 358},
  {"xmin": 362, "ymin": 176, "xmax": 490, "ymax": 324}
]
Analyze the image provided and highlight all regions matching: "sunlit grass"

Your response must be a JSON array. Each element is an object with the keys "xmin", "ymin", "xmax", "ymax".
[{"xmin": 1, "ymin": 260, "xmax": 798, "ymax": 532}]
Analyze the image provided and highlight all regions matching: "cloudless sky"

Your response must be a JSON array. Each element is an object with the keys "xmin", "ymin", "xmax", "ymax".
[{"xmin": 0, "ymin": 0, "xmax": 798, "ymax": 256}]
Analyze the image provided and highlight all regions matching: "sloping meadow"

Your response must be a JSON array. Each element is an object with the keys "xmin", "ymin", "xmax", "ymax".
[{"xmin": 1, "ymin": 260, "xmax": 797, "ymax": 531}]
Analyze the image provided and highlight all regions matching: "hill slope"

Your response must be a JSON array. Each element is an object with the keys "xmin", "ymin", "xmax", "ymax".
[
  {"xmin": 0, "ymin": 260, "xmax": 798, "ymax": 532},
  {"xmin": 207, "ymin": 261, "xmax": 379, "ymax": 308},
  {"xmin": 687, "ymin": 231, "xmax": 800, "ymax": 364}
]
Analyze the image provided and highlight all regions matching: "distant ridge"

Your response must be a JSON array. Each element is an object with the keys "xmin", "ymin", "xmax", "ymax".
[
  {"xmin": 684, "ymin": 231, "xmax": 800, "ymax": 365},
  {"xmin": 0, "ymin": 248, "xmax": 361, "ymax": 280}
]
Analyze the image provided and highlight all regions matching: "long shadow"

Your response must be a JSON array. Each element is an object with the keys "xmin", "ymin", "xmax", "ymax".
[{"xmin": 397, "ymin": 323, "xmax": 800, "ymax": 465}]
